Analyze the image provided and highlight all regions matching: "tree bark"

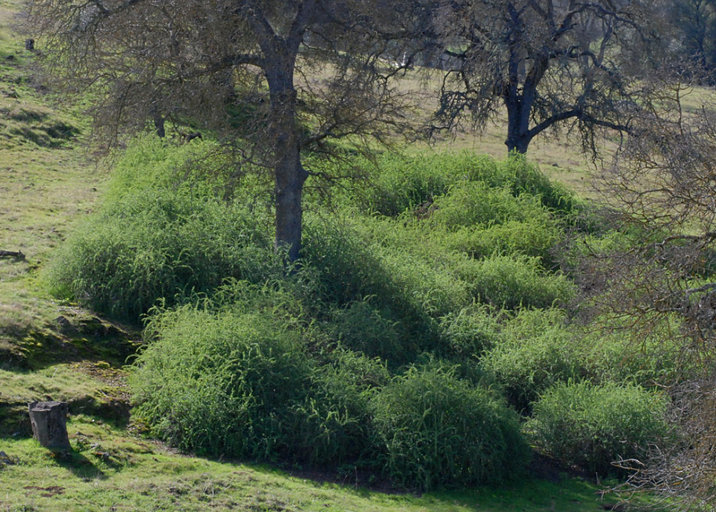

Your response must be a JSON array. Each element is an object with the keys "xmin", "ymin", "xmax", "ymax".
[
  {"xmin": 150, "ymin": 107, "xmax": 165, "ymax": 138},
  {"xmin": 503, "ymin": 52, "xmax": 536, "ymax": 155},
  {"xmin": 505, "ymin": 102, "xmax": 531, "ymax": 154},
  {"xmin": 28, "ymin": 401, "xmax": 71, "ymax": 451},
  {"xmin": 273, "ymin": 132, "xmax": 307, "ymax": 263},
  {"xmin": 267, "ymin": 64, "xmax": 307, "ymax": 263}
]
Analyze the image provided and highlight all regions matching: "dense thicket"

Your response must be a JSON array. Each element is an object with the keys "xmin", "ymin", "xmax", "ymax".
[
  {"xmin": 594, "ymin": 86, "xmax": 716, "ymax": 508},
  {"xmin": 50, "ymin": 136, "xmax": 677, "ymax": 489},
  {"xmin": 668, "ymin": 0, "xmax": 716, "ymax": 80},
  {"xmin": 26, "ymin": 0, "xmax": 712, "ymax": 502}
]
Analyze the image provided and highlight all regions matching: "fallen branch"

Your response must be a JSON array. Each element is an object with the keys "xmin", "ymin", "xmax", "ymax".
[{"xmin": 0, "ymin": 250, "xmax": 26, "ymax": 261}]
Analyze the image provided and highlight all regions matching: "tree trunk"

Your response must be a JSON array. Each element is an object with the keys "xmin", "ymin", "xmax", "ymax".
[
  {"xmin": 267, "ymin": 70, "xmax": 307, "ymax": 263},
  {"xmin": 151, "ymin": 107, "xmax": 165, "ymax": 138},
  {"xmin": 505, "ymin": 133, "xmax": 530, "ymax": 154},
  {"xmin": 28, "ymin": 401, "xmax": 71, "ymax": 451},
  {"xmin": 274, "ymin": 122, "xmax": 306, "ymax": 263},
  {"xmin": 505, "ymin": 113, "xmax": 532, "ymax": 155},
  {"xmin": 504, "ymin": 96, "xmax": 531, "ymax": 154}
]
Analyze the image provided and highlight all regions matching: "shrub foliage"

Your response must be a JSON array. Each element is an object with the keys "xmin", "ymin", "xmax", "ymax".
[
  {"xmin": 51, "ymin": 137, "xmax": 679, "ymax": 489},
  {"xmin": 527, "ymin": 381, "xmax": 671, "ymax": 476},
  {"xmin": 370, "ymin": 364, "xmax": 529, "ymax": 490}
]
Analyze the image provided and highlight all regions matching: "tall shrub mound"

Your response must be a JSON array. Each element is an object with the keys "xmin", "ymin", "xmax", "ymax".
[
  {"xmin": 48, "ymin": 193, "xmax": 277, "ymax": 319},
  {"xmin": 130, "ymin": 303, "xmax": 314, "ymax": 460},
  {"xmin": 527, "ymin": 381, "xmax": 671, "ymax": 476},
  {"xmin": 293, "ymin": 349, "xmax": 390, "ymax": 467},
  {"xmin": 370, "ymin": 365, "xmax": 529, "ymax": 490},
  {"xmin": 47, "ymin": 136, "xmax": 278, "ymax": 320},
  {"xmin": 131, "ymin": 280, "xmax": 392, "ymax": 467},
  {"xmin": 52, "ymin": 138, "xmax": 611, "ymax": 488},
  {"xmin": 480, "ymin": 308, "xmax": 582, "ymax": 412},
  {"xmin": 355, "ymin": 152, "xmax": 576, "ymax": 216}
]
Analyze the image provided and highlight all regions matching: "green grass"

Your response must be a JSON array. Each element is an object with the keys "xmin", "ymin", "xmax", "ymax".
[
  {"xmin": 0, "ymin": 0, "xmax": 116, "ymax": 371},
  {"xmin": 0, "ymin": 416, "xmax": 629, "ymax": 512}
]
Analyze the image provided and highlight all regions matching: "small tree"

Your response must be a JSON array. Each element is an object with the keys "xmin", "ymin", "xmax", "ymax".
[
  {"xmin": 431, "ymin": 0, "xmax": 658, "ymax": 154},
  {"xmin": 27, "ymin": 0, "xmax": 427, "ymax": 261}
]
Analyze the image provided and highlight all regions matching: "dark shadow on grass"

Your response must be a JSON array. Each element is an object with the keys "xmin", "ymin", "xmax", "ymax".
[
  {"xmin": 183, "ymin": 454, "xmax": 618, "ymax": 511},
  {"xmin": 52, "ymin": 448, "xmax": 107, "ymax": 480},
  {"xmin": 198, "ymin": 456, "xmax": 412, "ymax": 497},
  {"xmin": 0, "ymin": 403, "xmax": 33, "ymax": 438},
  {"xmin": 68, "ymin": 398, "xmax": 131, "ymax": 429}
]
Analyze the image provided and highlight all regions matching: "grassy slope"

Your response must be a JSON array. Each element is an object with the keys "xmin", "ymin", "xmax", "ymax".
[
  {"xmin": 0, "ymin": 3, "xmax": 657, "ymax": 510},
  {"xmin": 1, "ymin": 423, "xmax": 619, "ymax": 512}
]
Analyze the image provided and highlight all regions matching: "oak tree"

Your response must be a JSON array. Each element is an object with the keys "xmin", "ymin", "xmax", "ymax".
[
  {"xmin": 432, "ymin": 0, "xmax": 657, "ymax": 154},
  {"xmin": 27, "ymin": 0, "xmax": 426, "ymax": 261}
]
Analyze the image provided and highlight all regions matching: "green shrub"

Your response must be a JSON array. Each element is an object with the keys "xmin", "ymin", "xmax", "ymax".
[
  {"xmin": 378, "ymin": 247, "xmax": 472, "ymax": 317},
  {"xmin": 47, "ymin": 192, "xmax": 278, "ymax": 320},
  {"xmin": 352, "ymin": 152, "xmax": 575, "ymax": 217},
  {"xmin": 527, "ymin": 381, "xmax": 671, "ymax": 476},
  {"xmin": 477, "ymin": 154, "xmax": 577, "ymax": 213},
  {"xmin": 303, "ymin": 214, "xmax": 456, "ymax": 344},
  {"xmin": 480, "ymin": 308, "xmax": 582, "ymax": 412},
  {"xmin": 132, "ymin": 289, "xmax": 395, "ymax": 469},
  {"xmin": 307, "ymin": 213, "xmax": 572, "ymax": 314},
  {"xmin": 582, "ymin": 320, "xmax": 693, "ymax": 388},
  {"xmin": 557, "ymin": 229, "xmax": 634, "ymax": 275},
  {"xmin": 324, "ymin": 300, "xmax": 413, "ymax": 365},
  {"xmin": 370, "ymin": 363, "xmax": 529, "ymax": 490},
  {"xmin": 106, "ymin": 133, "xmax": 270, "ymax": 204},
  {"xmin": 355, "ymin": 152, "xmax": 491, "ymax": 216},
  {"xmin": 130, "ymin": 305, "xmax": 314, "ymax": 461},
  {"xmin": 46, "ymin": 135, "xmax": 279, "ymax": 321},
  {"xmin": 446, "ymin": 219, "xmax": 562, "ymax": 264},
  {"xmin": 290, "ymin": 349, "xmax": 390, "ymax": 467},
  {"xmin": 105, "ymin": 135, "xmax": 219, "ymax": 199},
  {"xmin": 437, "ymin": 303, "xmax": 503, "ymax": 359},
  {"xmin": 302, "ymin": 213, "xmax": 389, "ymax": 306},
  {"xmin": 456, "ymin": 254, "xmax": 576, "ymax": 309},
  {"xmin": 431, "ymin": 183, "xmax": 548, "ymax": 229}
]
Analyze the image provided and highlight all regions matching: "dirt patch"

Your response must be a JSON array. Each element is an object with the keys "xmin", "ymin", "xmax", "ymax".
[{"xmin": 24, "ymin": 485, "xmax": 65, "ymax": 498}]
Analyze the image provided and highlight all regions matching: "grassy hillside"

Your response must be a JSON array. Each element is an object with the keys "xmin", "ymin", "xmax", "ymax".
[
  {"xmin": 0, "ymin": 426, "xmax": 627, "ymax": 512},
  {"xmin": 0, "ymin": 1, "xmax": 696, "ymax": 511}
]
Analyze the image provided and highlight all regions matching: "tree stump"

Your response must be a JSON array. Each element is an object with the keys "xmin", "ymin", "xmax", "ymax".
[{"xmin": 28, "ymin": 402, "xmax": 71, "ymax": 451}]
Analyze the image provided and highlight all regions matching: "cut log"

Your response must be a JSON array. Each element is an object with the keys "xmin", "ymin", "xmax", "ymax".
[
  {"xmin": 0, "ymin": 250, "xmax": 25, "ymax": 261},
  {"xmin": 28, "ymin": 401, "xmax": 71, "ymax": 451}
]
